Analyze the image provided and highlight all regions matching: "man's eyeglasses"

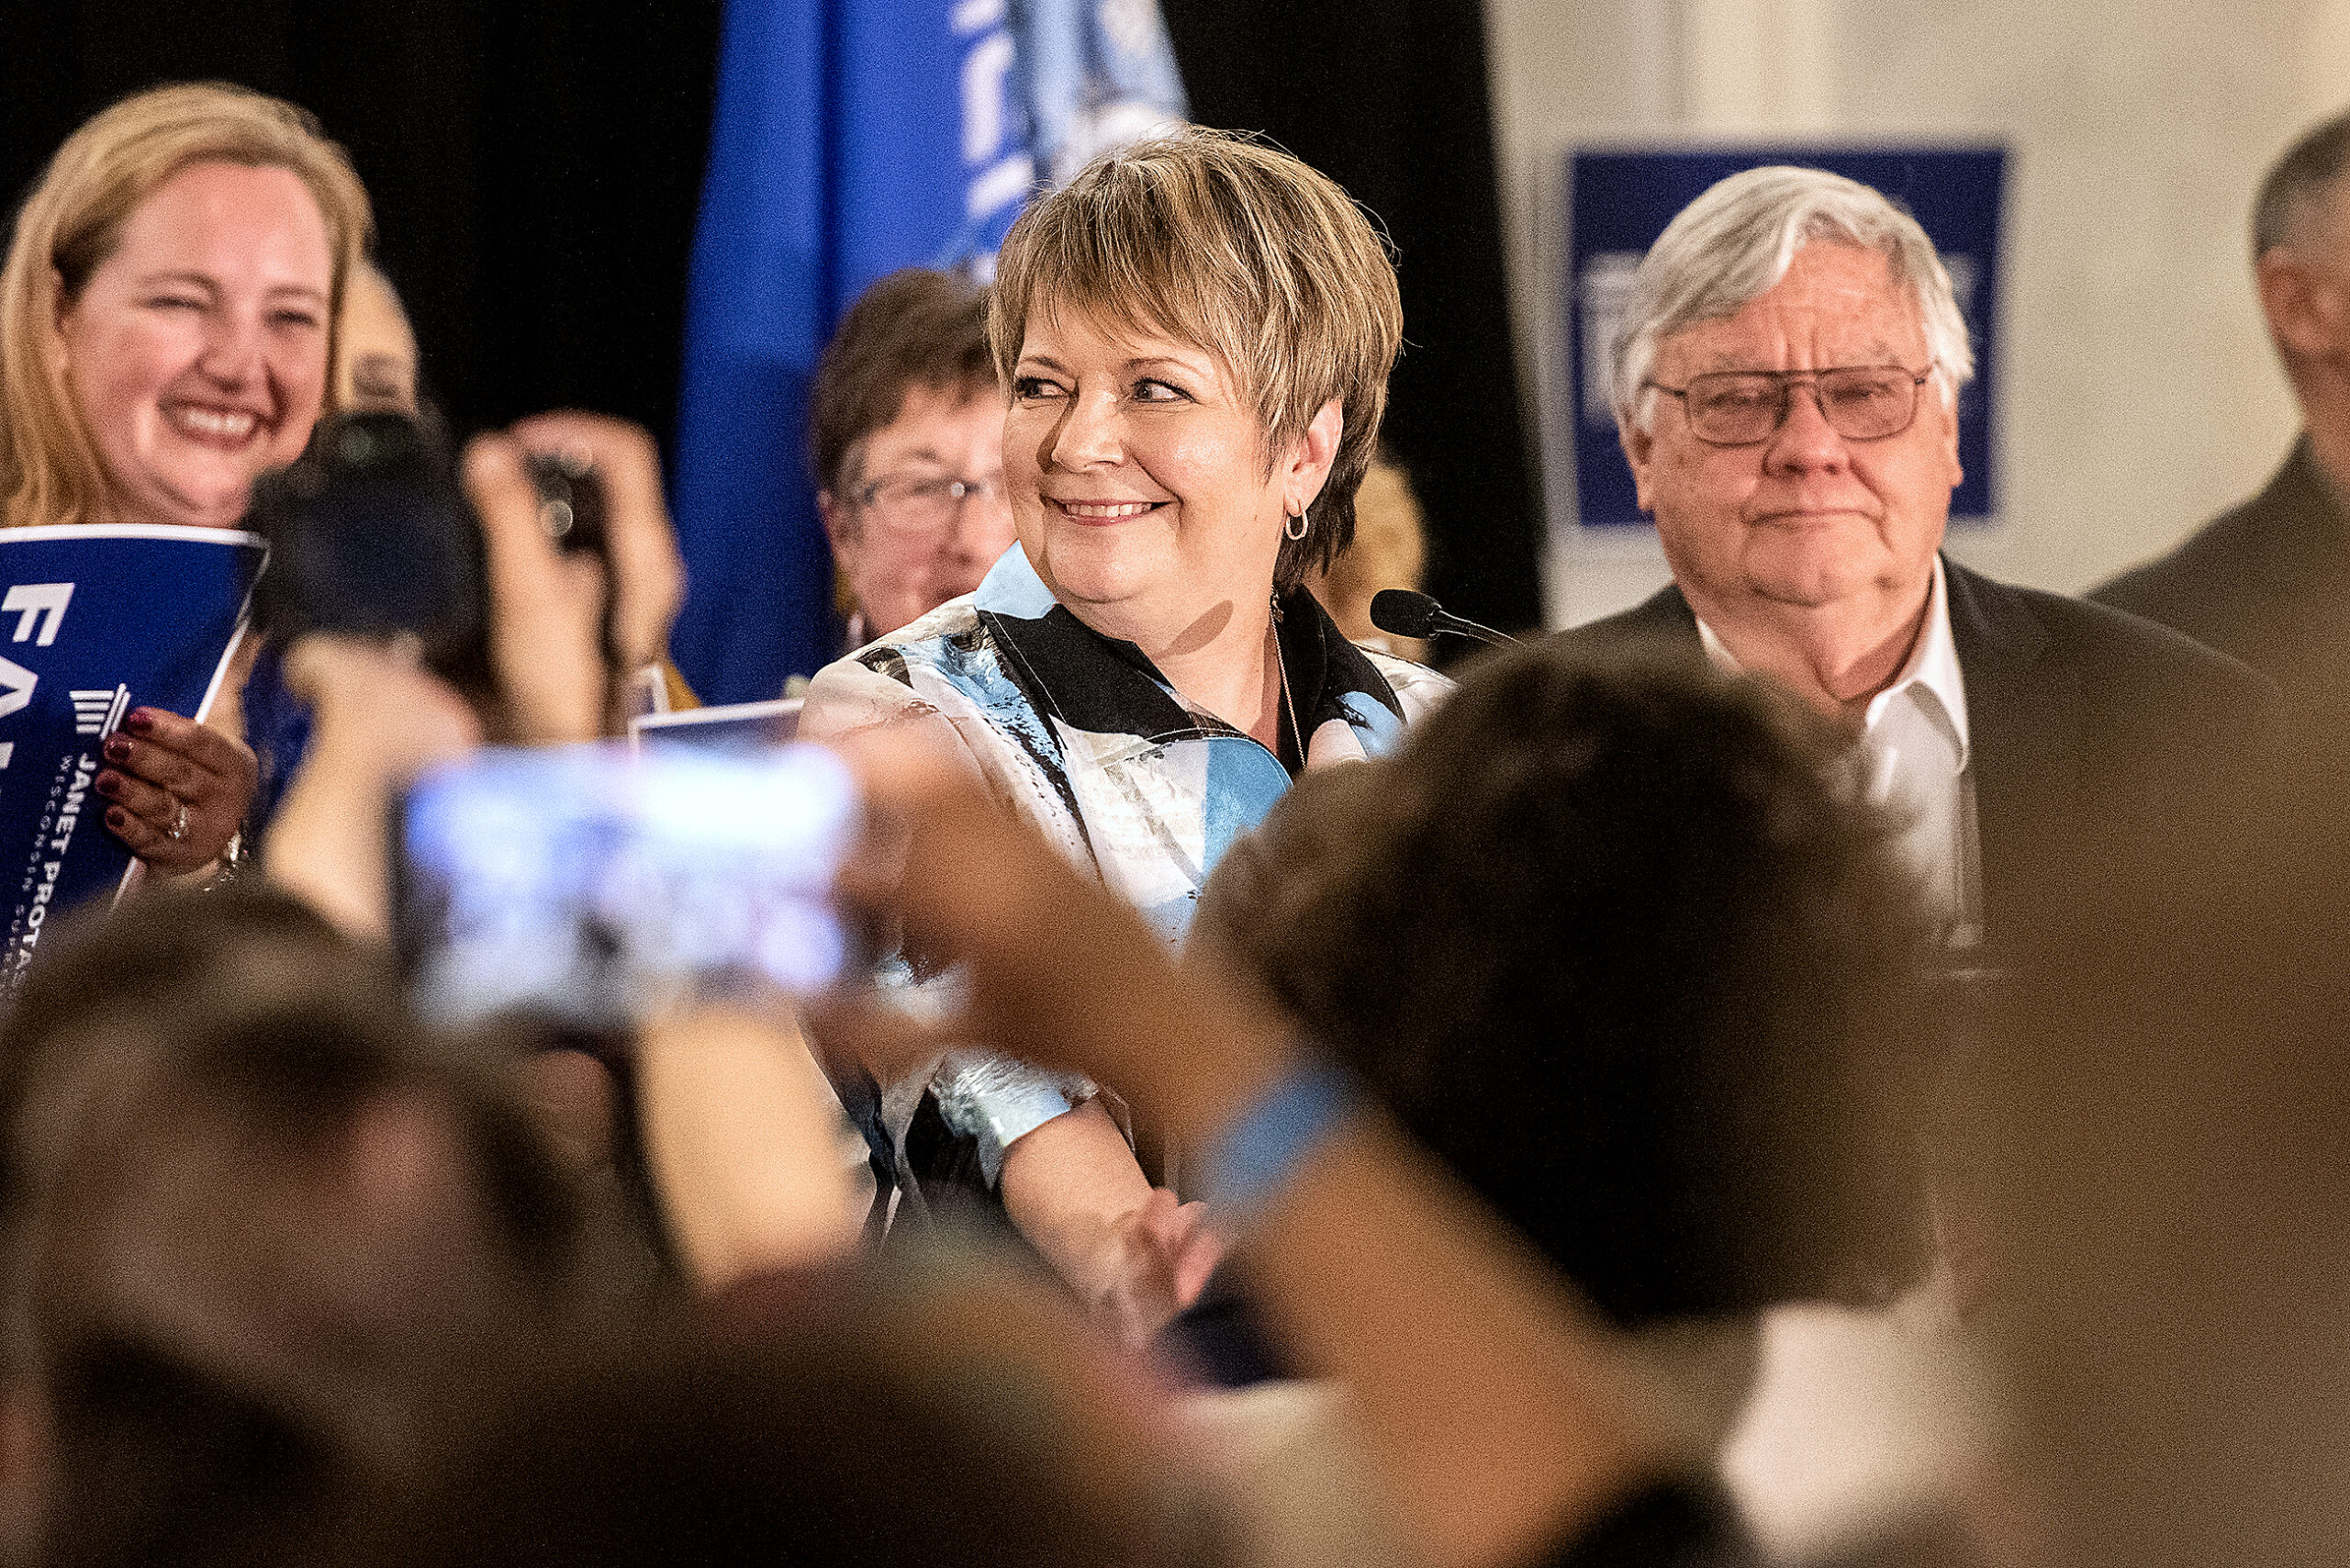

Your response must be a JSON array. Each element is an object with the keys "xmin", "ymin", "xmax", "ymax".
[
  {"xmin": 851, "ymin": 472, "xmax": 1006, "ymax": 533},
  {"xmin": 1644, "ymin": 364, "xmax": 1936, "ymax": 446}
]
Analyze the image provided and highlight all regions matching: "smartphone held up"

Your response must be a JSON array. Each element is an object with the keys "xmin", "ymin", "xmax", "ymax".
[
  {"xmin": 394, "ymin": 744, "xmax": 867, "ymax": 1035},
  {"xmin": 249, "ymin": 409, "xmax": 850, "ymax": 1035}
]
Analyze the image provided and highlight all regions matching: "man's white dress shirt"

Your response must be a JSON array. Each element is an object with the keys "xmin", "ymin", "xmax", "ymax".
[
  {"xmin": 1696, "ymin": 556, "xmax": 1980, "ymax": 946},
  {"xmin": 1695, "ymin": 558, "xmax": 1993, "ymax": 1553}
]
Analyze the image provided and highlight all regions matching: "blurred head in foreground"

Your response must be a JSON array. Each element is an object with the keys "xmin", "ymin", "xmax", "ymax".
[
  {"xmin": 0, "ymin": 890, "xmax": 604, "ymax": 1568},
  {"xmin": 329, "ymin": 1267, "xmax": 1223, "ymax": 1568},
  {"xmin": 1196, "ymin": 645, "xmax": 1938, "ymax": 1328},
  {"xmin": 811, "ymin": 268, "xmax": 1016, "ymax": 644}
]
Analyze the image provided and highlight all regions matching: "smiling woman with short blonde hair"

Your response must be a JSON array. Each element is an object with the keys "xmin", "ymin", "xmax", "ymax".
[
  {"xmin": 989, "ymin": 128, "xmax": 1402, "ymax": 593},
  {"xmin": 801, "ymin": 127, "xmax": 1444, "ymax": 1332}
]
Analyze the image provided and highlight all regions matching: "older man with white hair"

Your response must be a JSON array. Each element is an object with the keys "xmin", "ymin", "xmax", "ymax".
[{"xmin": 1560, "ymin": 165, "xmax": 2269, "ymax": 951}]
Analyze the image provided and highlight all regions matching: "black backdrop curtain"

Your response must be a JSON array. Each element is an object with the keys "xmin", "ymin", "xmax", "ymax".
[
  {"xmin": 0, "ymin": 0, "xmax": 1542, "ymax": 637},
  {"xmin": 1160, "ymin": 0, "xmax": 1544, "ymax": 637},
  {"xmin": 0, "ymin": 0, "xmax": 725, "ymax": 444}
]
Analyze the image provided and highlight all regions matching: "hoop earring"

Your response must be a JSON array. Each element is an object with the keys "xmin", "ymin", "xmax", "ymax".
[{"xmin": 1284, "ymin": 506, "xmax": 1310, "ymax": 542}]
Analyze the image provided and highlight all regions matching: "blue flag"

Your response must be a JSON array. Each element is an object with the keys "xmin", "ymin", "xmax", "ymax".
[
  {"xmin": 669, "ymin": 0, "xmax": 1186, "ymax": 703},
  {"xmin": 0, "ymin": 525, "xmax": 266, "ymax": 994}
]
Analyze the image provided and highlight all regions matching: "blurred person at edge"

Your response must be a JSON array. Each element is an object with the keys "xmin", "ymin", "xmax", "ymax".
[
  {"xmin": 809, "ymin": 269, "xmax": 1019, "ymax": 654},
  {"xmin": 2096, "ymin": 106, "xmax": 2350, "ymax": 690},
  {"xmin": 0, "ymin": 888, "xmax": 628, "ymax": 1568},
  {"xmin": 1903, "ymin": 706, "xmax": 2350, "ymax": 1568},
  {"xmin": 800, "ymin": 129, "xmax": 1449, "ymax": 1345},
  {"xmin": 0, "ymin": 82, "xmax": 372, "ymax": 879},
  {"xmin": 1555, "ymin": 164, "xmax": 2269, "ymax": 954}
]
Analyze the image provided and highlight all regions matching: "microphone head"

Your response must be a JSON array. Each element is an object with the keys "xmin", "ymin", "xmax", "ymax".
[{"xmin": 1370, "ymin": 588, "xmax": 1442, "ymax": 640}]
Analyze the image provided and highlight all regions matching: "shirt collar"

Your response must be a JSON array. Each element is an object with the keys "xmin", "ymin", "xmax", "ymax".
[
  {"xmin": 967, "ymin": 542, "xmax": 1405, "ymax": 755},
  {"xmin": 973, "ymin": 540, "xmax": 1061, "ymax": 620},
  {"xmin": 1694, "ymin": 554, "xmax": 1970, "ymax": 767}
]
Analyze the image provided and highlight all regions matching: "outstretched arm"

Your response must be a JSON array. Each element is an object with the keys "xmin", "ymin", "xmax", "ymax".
[
  {"xmin": 822, "ymin": 734, "xmax": 1666, "ymax": 1568},
  {"xmin": 999, "ymin": 1100, "xmax": 1222, "ymax": 1347},
  {"xmin": 637, "ymin": 1003, "xmax": 865, "ymax": 1291},
  {"xmin": 263, "ymin": 636, "xmax": 480, "ymax": 942}
]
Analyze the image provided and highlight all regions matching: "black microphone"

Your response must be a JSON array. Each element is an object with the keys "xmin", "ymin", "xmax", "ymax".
[{"xmin": 1370, "ymin": 588, "xmax": 1519, "ymax": 649}]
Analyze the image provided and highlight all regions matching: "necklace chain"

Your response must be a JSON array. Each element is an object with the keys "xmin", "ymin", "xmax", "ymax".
[{"xmin": 1272, "ymin": 596, "xmax": 1302, "ymax": 771}]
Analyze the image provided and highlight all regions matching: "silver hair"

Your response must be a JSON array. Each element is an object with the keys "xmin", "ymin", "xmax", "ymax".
[{"xmin": 1610, "ymin": 165, "xmax": 1975, "ymax": 435}]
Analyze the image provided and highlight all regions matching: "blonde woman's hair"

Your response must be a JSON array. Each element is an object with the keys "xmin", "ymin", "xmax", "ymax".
[
  {"xmin": 990, "ymin": 127, "xmax": 1404, "ymax": 593},
  {"xmin": 0, "ymin": 82, "xmax": 373, "ymax": 530},
  {"xmin": 337, "ymin": 259, "xmax": 420, "ymax": 412}
]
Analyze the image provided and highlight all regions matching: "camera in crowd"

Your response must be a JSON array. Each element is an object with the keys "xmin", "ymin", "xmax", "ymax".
[{"xmin": 246, "ymin": 409, "xmax": 609, "ymax": 678}]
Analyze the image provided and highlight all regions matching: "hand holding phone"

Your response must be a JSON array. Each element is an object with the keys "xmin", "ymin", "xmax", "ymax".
[
  {"xmin": 251, "ymin": 409, "xmax": 667, "ymax": 745},
  {"xmin": 265, "ymin": 635, "xmax": 484, "ymax": 944},
  {"xmin": 395, "ymin": 745, "xmax": 865, "ymax": 1033},
  {"xmin": 508, "ymin": 410, "xmax": 686, "ymax": 678}
]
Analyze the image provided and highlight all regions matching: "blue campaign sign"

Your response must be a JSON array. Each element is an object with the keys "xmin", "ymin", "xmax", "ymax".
[
  {"xmin": 0, "ymin": 525, "xmax": 266, "ymax": 991},
  {"xmin": 1566, "ymin": 147, "xmax": 2006, "ymax": 529}
]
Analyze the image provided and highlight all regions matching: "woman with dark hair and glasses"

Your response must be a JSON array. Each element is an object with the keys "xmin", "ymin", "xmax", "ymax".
[{"xmin": 809, "ymin": 269, "xmax": 1020, "ymax": 652}]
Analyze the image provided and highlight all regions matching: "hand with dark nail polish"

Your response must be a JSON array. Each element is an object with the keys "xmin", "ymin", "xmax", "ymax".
[{"xmin": 96, "ymin": 706, "xmax": 257, "ymax": 876}]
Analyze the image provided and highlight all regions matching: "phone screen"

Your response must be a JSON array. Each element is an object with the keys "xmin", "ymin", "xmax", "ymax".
[{"xmin": 394, "ymin": 744, "xmax": 861, "ymax": 1031}]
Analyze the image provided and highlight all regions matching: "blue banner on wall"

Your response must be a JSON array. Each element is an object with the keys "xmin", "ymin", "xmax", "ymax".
[
  {"xmin": 668, "ymin": 0, "xmax": 1186, "ymax": 705},
  {"xmin": 0, "ymin": 525, "xmax": 265, "ymax": 994},
  {"xmin": 1566, "ymin": 147, "xmax": 2006, "ymax": 530}
]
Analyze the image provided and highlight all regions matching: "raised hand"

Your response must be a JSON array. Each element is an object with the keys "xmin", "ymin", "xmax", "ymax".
[
  {"xmin": 463, "ymin": 434, "xmax": 609, "ymax": 743},
  {"xmin": 507, "ymin": 410, "xmax": 686, "ymax": 678}
]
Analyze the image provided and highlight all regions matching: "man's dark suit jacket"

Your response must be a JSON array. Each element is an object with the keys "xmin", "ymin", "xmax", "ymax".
[
  {"xmin": 1552, "ymin": 557, "xmax": 2272, "ymax": 948},
  {"xmin": 2091, "ymin": 436, "xmax": 2350, "ymax": 688}
]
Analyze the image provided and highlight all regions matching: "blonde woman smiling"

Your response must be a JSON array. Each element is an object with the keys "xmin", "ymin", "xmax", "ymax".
[
  {"xmin": 803, "ymin": 129, "xmax": 1447, "ymax": 1338},
  {"xmin": 0, "ymin": 84, "xmax": 371, "ymax": 875}
]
